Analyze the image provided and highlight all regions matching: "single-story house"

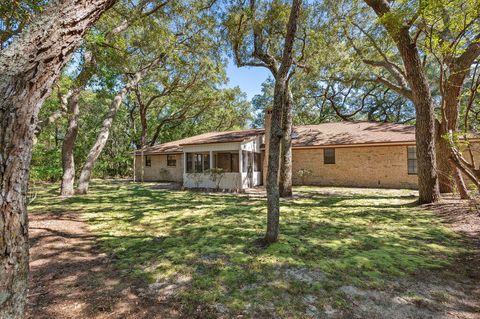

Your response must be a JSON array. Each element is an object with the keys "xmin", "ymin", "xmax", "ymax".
[{"xmin": 133, "ymin": 111, "xmax": 424, "ymax": 190}]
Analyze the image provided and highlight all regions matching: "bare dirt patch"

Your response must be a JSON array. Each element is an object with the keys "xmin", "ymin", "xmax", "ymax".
[
  {"xmin": 27, "ymin": 211, "xmax": 179, "ymax": 319},
  {"xmin": 26, "ymin": 187, "xmax": 480, "ymax": 319}
]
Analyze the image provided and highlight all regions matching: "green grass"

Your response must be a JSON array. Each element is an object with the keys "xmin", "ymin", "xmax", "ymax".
[{"xmin": 29, "ymin": 181, "xmax": 467, "ymax": 317}]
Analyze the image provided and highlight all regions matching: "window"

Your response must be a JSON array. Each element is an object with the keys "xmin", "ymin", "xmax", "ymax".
[
  {"xmin": 214, "ymin": 152, "xmax": 239, "ymax": 172},
  {"xmin": 194, "ymin": 154, "xmax": 203, "ymax": 172},
  {"xmin": 216, "ymin": 153, "xmax": 231, "ymax": 171},
  {"xmin": 242, "ymin": 151, "xmax": 260, "ymax": 173},
  {"xmin": 324, "ymin": 148, "xmax": 335, "ymax": 164},
  {"xmin": 186, "ymin": 153, "xmax": 193, "ymax": 172},
  {"xmin": 242, "ymin": 150, "xmax": 252, "ymax": 173},
  {"xmin": 186, "ymin": 153, "xmax": 209, "ymax": 173},
  {"xmin": 145, "ymin": 155, "xmax": 151, "ymax": 167},
  {"xmin": 167, "ymin": 154, "xmax": 176, "ymax": 167},
  {"xmin": 203, "ymin": 153, "xmax": 210, "ymax": 171},
  {"xmin": 407, "ymin": 146, "xmax": 417, "ymax": 175},
  {"xmin": 231, "ymin": 153, "xmax": 239, "ymax": 172}
]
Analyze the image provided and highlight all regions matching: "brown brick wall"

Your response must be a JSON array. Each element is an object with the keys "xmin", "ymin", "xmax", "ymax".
[
  {"xmin": 290, "ymin": 145, "xmax": 418, "ymax": 189},
  {"xmin": 134, "ymin": 154, "xmax": 183, "ymax": 182}
]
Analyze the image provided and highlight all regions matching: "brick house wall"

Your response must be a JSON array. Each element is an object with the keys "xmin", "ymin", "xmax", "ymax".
[
  {"xmin": 290, "ymin": 145, "xmax": 418, "ymax": 189},
  {"xmin": 134, "ymin": 154, "xmax": 183, "ymax": 182}
]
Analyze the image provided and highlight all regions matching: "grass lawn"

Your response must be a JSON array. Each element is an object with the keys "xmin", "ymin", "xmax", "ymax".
[{"xmin": 29, "ymin": 181, "xmax": 474, "ymax": 318}]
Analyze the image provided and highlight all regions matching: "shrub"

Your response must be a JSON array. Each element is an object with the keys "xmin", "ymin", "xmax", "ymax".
[{"xmin": 296, "ymin": 168, "xmax": 313, "ymax": 185}]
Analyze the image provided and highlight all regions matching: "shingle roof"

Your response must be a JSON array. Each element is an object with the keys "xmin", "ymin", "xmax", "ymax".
[
  {"xmin": 134, "ymin": 122, "xmax": 415, "ymax": 155},
  {"xmin": 180, "ymin": 128, "xmax": 264, "ymax": 146},
  {"xmin": 291, "ymin": 122, "xmax": 415, "ymax": 147},
  {"xmin": 133, "ymin": 129, "xmax": 264, "ymax": 155}
]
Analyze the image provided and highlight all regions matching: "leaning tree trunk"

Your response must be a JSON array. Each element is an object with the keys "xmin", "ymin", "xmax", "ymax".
[
  {"xmin": 60, "ymin": 50, "xmax": 94, "ymax": 196},
  {"xmin": 279, "ymin": 86, "xmax": 293, "ymax": 198},
  {"xmin": 0, "ymin": 0, "xmax": 115, "ymax": 317},
  {"xmin": 436, "ymin": 60, "xmax": 478, "ymax": 199},
  {"xmin": 60, "ymin": 89, "xmax": 81, "ymax": 196},
  {"xmin": 452, "ymin": 161, "xmax": 470, "ymax": 198},
  {"xmin": 76, "ymin": 65, "xmax": 155, "ymax": 194},
  {"xmin": 436, "ymin": 126, "xmax": 470, "ymax": 198},
  {"xmin": 76, "ymin": 88, "xmax": 129, "ymax": 194}
]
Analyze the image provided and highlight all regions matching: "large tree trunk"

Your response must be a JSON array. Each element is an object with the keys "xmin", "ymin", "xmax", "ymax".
[
  {"xmin": 265, "ymin": 80, "xmax": 285, "ymax": 243},
  {"xmin": 76, "ymin": 65, "xmax": 155, "ymax": 194},
  {"xmin": 404, "ymin": 56, "xmax": 440, "ymax": 204},
  {"xmin": 60, "ymin": 51, "xmax": 94, "ymax": 197},
  {"xmin": 436, "ymin": 130, "xmax": 454, "ymax": 193},
  {"xmin": 264, "ymin": 0, "xmax": 302, "ymax": 244},
  {"xmin": 76, "ymin": 88, "xmax": 129, "ymax": 194},
  {"xmin": 279, "ymin": 86, "xmax": 293, "ymax": 197},
  {"xmin": 0, "ymin": 0, "xmax": 115, "ymax": 317},
  {"xmin": 365, "ymin": 0, "xmax": 440, "ymax": 204},
  {"xmin": 60, "ymin": 89, "xmax": 81, "ymax": 196}
]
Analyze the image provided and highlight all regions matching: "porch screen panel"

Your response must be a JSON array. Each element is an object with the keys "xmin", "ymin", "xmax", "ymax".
[
  {"xmin": 216, "ymin": 153, "xmax": 232, "ymax": 172},
  {"xmin": 242, "ymin": 151, "xmax": 253, "ymax": 173},
  {"xmin": 231, "ymin": 153, "xmax": 239, "ymax": 172},
  {"xmin": 242, "ymin": 151, "xmax": 248, "ymax": 172},
  {"xmin": 194, "ymin": 154, "xmax": 203, "ymax": 172},
  {"xmin": 254, "ymin": 153, "xmax": 261, "ymax": 172},
  {"xmin": 203, "ymin": 153, "xmax": 210, "ymax": 171},
  {"xmin": 186, "ymin": 153, "xmax": 193, "ymax": 173}
]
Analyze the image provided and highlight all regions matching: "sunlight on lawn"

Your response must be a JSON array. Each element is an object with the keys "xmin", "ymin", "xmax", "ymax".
[{"xmin": 30, "ymin": 181, "xmax": 465, "ymax": 317}]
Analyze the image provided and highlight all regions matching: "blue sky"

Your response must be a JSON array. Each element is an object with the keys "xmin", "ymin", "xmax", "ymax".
[{"xmin": 225, "ymin": 58, "xmax": 271, "ymax": 101}]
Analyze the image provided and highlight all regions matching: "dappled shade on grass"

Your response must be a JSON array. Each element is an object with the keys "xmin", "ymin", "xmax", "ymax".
[{"xmin": 30, "ymin": 182, "xmax": 469, "ymax": 317}]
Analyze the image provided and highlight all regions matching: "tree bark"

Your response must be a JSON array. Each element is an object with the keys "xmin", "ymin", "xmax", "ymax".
[
  {"xmin": 264, "ymin": 0, "xmax": 302, "ymax": 244},
  {"xmin": 436, "ymin": 125, "xmax": 469, "ymax": 198},
  {"xmin": 400, "ymin": 39, "xmax": 440, "ymax": 204},
  {"xmin": 60, "ymin": 89, "xmax": 81, "ymax": 196},
  {"xmin": 265, "ymin": 80, "xmax": 285, "ymax": 243},
  {"xmin": 452, "ymin": 161, "xmax": 470, "ymax": 198},
  {"xmin": 76, "ymin": 87, "xmax": 130, "ymax": 194},
  {"xmin": 436, "ymin": 131, "xmax": 454, "ymax": 193},
  {"xmin": 0, "ymin": 0, "xmax": 115, "ymax": 317},
  {"xmin": 279, "ymin": 86, "xmax": 293, "ymax": 197},
  {"xmin": 60, "ymin": 51, "xmax": 95, "ymax": 196},
  {"xmin": 365, "ymin": 0, "xmax": 440, "ymax": 204},
  {"xmin": 436, "ymin": 42, "xmax": 480, "ymax": 198},
  {"xmin": 76, "ymin": 63, "xmax": 157, "ymax": 194}
]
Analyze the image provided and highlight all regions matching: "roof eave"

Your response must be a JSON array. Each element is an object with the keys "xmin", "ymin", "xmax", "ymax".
[{"xmin": 259, "ymin": 140, "xmax": 416, "ymax": 150}]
